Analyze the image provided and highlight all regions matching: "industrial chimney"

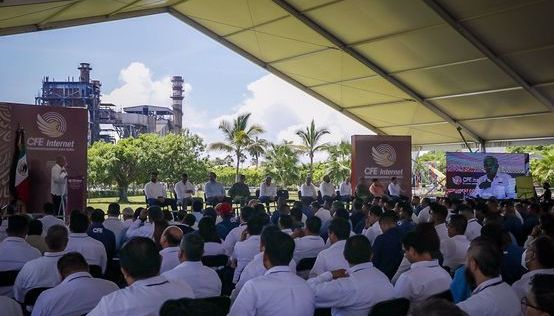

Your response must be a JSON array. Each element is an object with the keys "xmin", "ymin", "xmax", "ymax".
[
  {"xmin": 171, "ymin": 76, "xmax": 184, "ymax": 132},
  {"xmin": 78, "ymin": 63, "xmax": 92, "ymax": 83}
]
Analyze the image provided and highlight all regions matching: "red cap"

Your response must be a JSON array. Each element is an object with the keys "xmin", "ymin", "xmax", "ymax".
[{"xmin": 216, "ymin": 202, "xmax": 233, "ymax": 216}]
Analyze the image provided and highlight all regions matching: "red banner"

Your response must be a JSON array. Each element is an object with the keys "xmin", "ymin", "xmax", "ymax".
[
  {"xmin": 0, "ymin": 103, "xmax": 88, "ymax": 213},
  {"xmin": 351, "ymin": 135, "xmax": 412, "ymax": 198}
]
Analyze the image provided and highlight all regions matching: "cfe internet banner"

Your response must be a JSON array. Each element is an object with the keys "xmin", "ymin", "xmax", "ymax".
[{"xmin": 351, "ymin": 135, "xmax": 412, "ymax": 198}]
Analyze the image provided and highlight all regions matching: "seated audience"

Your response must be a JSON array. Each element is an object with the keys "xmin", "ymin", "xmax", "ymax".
[
  {"xmin": 232, "ymin": 215, "xmax": 265, "ymax": 283},
  {"xmin": 103, "ymin": 202, "xmax": 126, "ymax": 250},
  {"xmin": 372, "ymin": 211, "xmax": 403, "ymax": 280},
  {"xmin": 388, "ymin": 177, "xmax": 402, "ymax": 198},
  {"xmin": 229, "ymin": 231, "xmax": 314, "ymax": 316},
  {"xmin": 223, "ymin": 206, "xmax": 253, "ymax": 256},
  {"xmin": 315, "ymin": 200, "xmax": 332, "ymax": 224},
  {"xmin": 522, "ymin": 274, "xmax": 554, "ymax": 316},
  {"xmin": 228, "ymin": 174, "xmax": 250, "ymax": 206},
  {"xmin": 415, "ymin": 197, "xmax": 431, "ymax": 224},
  {"xmin": 456, "ymin": 237, "xmax": 521, "ymax": 316},
  {"xmin": 349, "ymin": 198, "xmax": 365, "ymax": 232},
  {"xmin": 126, "ymin": 206, "xmax": 163, "ymax": 239},
  {"xmin": 190, "ymin": 199, "xmax": 204, "ymax": 223},
  {"xmin": 362, "ymin": 205, "xmax": 383, "ymax": 245},
  {"xmin": 397, "ymin": 202, "xmax": 416, "ymax": 236},
  {"xmin": 0, "ymin": 296, "xmax": 23, "ymax": 316},
  {"xmin": 512, "ymin": 236, "xmax": 554, "ymax": 299},
  {"xmin": 292, "ymin": 216, "xmax": 325, "ymax": 263},
  {"xmin": 159, "ymin": 226, "xmax": 184, "ymax": 273},
  {"xmin": 65, "ymin": 211, "xmax": 107, "ymax": 273},
  {"xmin": 197, "ymin": 217, "xmax": 225, "ymax": 256},
  {"xmin": 368, "ymin": 178, "xmax": 384, "ymax": 198},
  {"xmin": 26, "ymin": 220, "xmax": 48, "ymax": 254},
  {"xmin": 88, "ymin": 209, "xmax": 116, "ymax": 261},
  {"xmin": 204, "ymin": 172, "xmax": 226, "ymax": 206},
  {"xmin": 163, "ymin": 234, "xmax": 221, "ymax": 298},
  {"xmin": 32, "ymin": 252, "xmax": 118, "ymax": 316},
  {"xmin": 174, "ymin": 173, "xmax": 195, "ymax": 209},
  {"xmin": 144, "ymin": 171, "xmax": 177, "ymax": 210},
  {"xmin": 338, "ymin": 177, "xmax": 352, "ymax": 202},
  {"xmin": 394, "ymin": 228, "xmax": 452, "ymax": 302},
  {"xmin": 319, "ymin": 175, "xmax": 336, "ymax": 203},
  {"xmin": 310, "ymin": 218, "xmax": 350, "ymax": 277},
  {"xmin": 279, "ymin": 214, "xmax": 294, "ymax": 235},
  {"xmin": 87, "ymin": 237, "xmax": 194, "ymax": 315},
  {"xmin": 308, "ymin": 235, "xmax": 394, "ymax": 315},
  {"xmin": 300, "ymin": 176, "xmax": 318, "ymax": 205},
  {"xmin": 14, "ymin": 225, "xmax": 68, "ymax": 302},
  {"xmin": 442, "ymin": 214, "xmax": 470, "ymax": 271},
  {"xmin": 430, "ymin": 203, "xmax": 449, "ymax": 241},
  {"xmin": 177, "ymin": 213, "xmax": 196, "ymax": 235},
  {"xmin": 409, "ymin": 298, "xmax": 468, "ymax": 316},
  {"xmin": 215, "ymin": 203, "xmax": 238, "ymax": 240},
  {"xmin": 0, "ymin": 215, "xmax": 41, "ymax": 296},
  {"xmin": 38, "ymin": 203, "xmax": 64, "ymax": 236},
  {"xmin": 459, "ymin": 205, "xmax": 481, "ymax": 241},
  {"xmin": 258, "ymin": 176, "xmax": 277, "ymax": 206}
]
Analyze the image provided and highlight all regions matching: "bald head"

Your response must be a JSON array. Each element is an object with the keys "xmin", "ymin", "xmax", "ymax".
[{"xmin": 160, "ymin": 226, "xmax": 183, "ymax": 249}]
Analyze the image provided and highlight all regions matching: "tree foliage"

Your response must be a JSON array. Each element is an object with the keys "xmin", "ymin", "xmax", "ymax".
[
  {"xmin": 295, "ymin": 119, "xmax": 330, "ymax": 174},
  {"xmin": 414, "ymin": 151, "xmax": 446, "ymax": 185},
  {"xmin": 507, "ymin": 145, "xmax": 554, "ymax": 185},
  {"xmin": 324, "ymin": 141, "xmax": 351, "ymax": 184},
  {"xmin": 262, "ymin": 142, "xmax": 301, "ymax": 187}
]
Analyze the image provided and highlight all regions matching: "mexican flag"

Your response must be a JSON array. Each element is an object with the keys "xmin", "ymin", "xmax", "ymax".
[{"xmin": 9, "ymin": 128, "xmax": 29, "ymax": 205}]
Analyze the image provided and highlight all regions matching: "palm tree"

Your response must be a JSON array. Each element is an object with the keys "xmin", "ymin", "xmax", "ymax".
[
  {"xmin": 262, "ymin": 141, "xmax": 301, "ymax": 187},
  {"xmin": 248, "ymin": 136, "xmax": 269, "ymax": 168},
  {"xmin": 324, "ymin": 140, "xmax": 351, "ymax": 184},
  {"xmin": 209, "ymin": 113, "xmax": 264, "ymax": 180},
  {"xmin": 295, "ymin": 119, "xmax": 330, "ymax": 174}
]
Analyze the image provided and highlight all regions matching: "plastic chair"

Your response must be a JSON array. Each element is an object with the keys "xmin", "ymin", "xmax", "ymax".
[
  {"xmin": 369, "ymin": 298, "xmax": 410, "ymax": 316},
  {"xmin": 0, "ymin": 270, "xmax": 20, "ymax": 286},
  {"xmin": 201, "ymin": 255, "xmax": 229, "ymax": 268}
]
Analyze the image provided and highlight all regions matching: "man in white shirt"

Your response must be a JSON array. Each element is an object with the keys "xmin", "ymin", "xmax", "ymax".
[
  {"xmin": 88, "ymin": 237, "xmax": 195, "ymax": 316},
  {"xmin": 457, "ymin": 238, "xmax": 521, "ymax": 316},
  {"xmin": 103, "ymin": 203, "xmax": 126, "ymax": 250},
  {"xmin": 430, "ymin": 203, "xmax": 449, "ymax": 242},
  {"xmin": 314, "ymin": 201, "xmax": 332, "ymax": 224},
  {"xmin": 65, "ymin": 212, "xmax": 107, "ymax": 273},
  {"xmin": 293, "ymin": 217, "xmax": 326, "ymax": 263},
  {"xmin": 38, "ymin": 203, "xmax": 65, "ymax": 237},
  {"xmin": 319, "ymin": 175, "xmax": 336, "ymax": 203},
  {"xmin": 223, "ymin": 206, "xmax": 253, "ymax": 256},
  {"xmin": 259, "ymin": 176, "xmax": 277, "ymax": 205},
  {"xmin": 144, "ymin": 171, "xmax": 177, "ymax": 210},
  {"xmin": 50, "ymin": 156, "xmax": 67, "ymax": 216},
  {"xmin": 159, "ymin": 226, "xmax": 183, "ymax": 273},
  {"xmin": 415, "ymin": 198, "xmax": 431, "ymax": 224},
  {"xmin": 339, "ymin": 177, "xmax": 352, "ymax": 202},
  {"xmin": 126, "ymin": 206, "xmax": 163, "ymax": 239},
  {"xmin": 31, "ymin": 252, "xmax": 118, "ymax": 316},
  {"xmin": 362, "ymin": 205, "xmax": 383, "ymax": 245},
  {"xmin": 387, "ymin": 177, "xmax": 402, "ymax": 198},
  {"xmin": 163, "ymin": 233, "xmax": 221, "ymax": 298},
  {"xmin": 229, "ymin": 231, "xmax": 315, "ymax": 316},
  {"xmin": 308, "ymin": 235, "xmax": 395, "ymax": 315},
  {"xmin": 310, "ymin": 218, "xmax": 350, "ymax": 277},
  {"xmin": 459, "ymin": 205, "xmax": 481, "ymax": 241},
  {"xmin": 174, "ymin": 173, "xmax": 195, "ymax": 210},
  {"xmin": 0, "ymin": 296, "xmax": 23, "ymax": 316},
  {"xmin": 394, "ymin": 229, "xmax": 452, "ymax": 302},
  {"xmin": 14, "ymin": 225, "xmax": 67, "ymax": 303},
  {"xmin": 300, "ymin": 176, "xmax": 318, "ymax": 205},
  {"xmin": 441, "ymin": 215, "xmax": 470, "ymax": 271},
  {"xmin": 0, "ymin": 215, "xmax": 41, "ymax": 297},
  {"xmin": 232, "ymin": 215, "xmax": 264, "ymax": 283},
  {"xmin": 471, "ymin": 155, "xmax": 516, "ymax": 199},
  {"xmin": 512, "ymin": 236, "xmax": 554, "ymax": 299}
]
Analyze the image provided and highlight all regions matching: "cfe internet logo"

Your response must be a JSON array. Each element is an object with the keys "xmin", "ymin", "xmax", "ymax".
[
  {"xmin": 27, "ymin": 112, "xmax": 75, "ymax": 151},
  {"xmin": 364, "ymin": 144, "xmax": 403, "ymax": 177}
]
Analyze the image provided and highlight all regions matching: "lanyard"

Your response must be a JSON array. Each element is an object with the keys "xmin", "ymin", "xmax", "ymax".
[{"xmin": 473, "ymin": 280, "xmax": 503, "ymax": 295}]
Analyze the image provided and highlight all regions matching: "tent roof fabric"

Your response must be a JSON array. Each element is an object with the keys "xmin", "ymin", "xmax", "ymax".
[{"xmin": 2, "ymin": 0, "xmax": 553, "ymax": 148}]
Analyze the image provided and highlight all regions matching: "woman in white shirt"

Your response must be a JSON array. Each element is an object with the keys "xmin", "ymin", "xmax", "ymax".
[{"xmin": 197, "ymin": 217, "xmax": 225, "ymax": 256}]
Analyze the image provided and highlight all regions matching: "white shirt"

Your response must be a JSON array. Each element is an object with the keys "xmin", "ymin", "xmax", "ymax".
[
  {"xmin": 103, "ymin": 217, "xmax": 126, "ymax": 249},
  {"xmin": 416, "ymin": 206, "xmax": 430, "ymax": 224},
  {"xmin": 388, "ymin": 183, "xmax": 401, "ymax": 197},
  {"xmin": 300, "ymin": 183, "xmax": 318, "ymax": 199},
  {"xmin": 315, "ymin": 208, "xmax": 332, "ymax": 224},
  {"xmin": 362, "ymin": 221, "xmax": 382, "ymax": 245},
  {"xmin": 32, "ymin": 272, "xmax": 118, "ymax": 316},
  {"xmin": 204, "ymin": 241, "xmax": 226, "ymax": 256},
  {"xmin": 159, "ymin": 246, "xmax": 180, "ymax": 274},
  {"xmin": 457, "ymin": 276, "xmax": 521, "ymax": 316},
  {"xmin": 65, "ymin": 233, "xmax": 107, "ymax": 273},
  {"xmin": 339, "ymin": 182, "xmax": 352, "ymax": 197},
  {"xmin": 229, "ymin": 266, "xmax": 314, "ymax": 316},
  {"xmin": 472, "ymin": 172, "xmax": 516, "ymax": 199},
  {"xmin": 320, "ymin": 182, "xmax": 336, "ymax": 197},
  {"xmin": 441, "ymin": 235, "xmax": 470, "ymax": 270},
  {"xmin": 144, "ymin": 181, "xmax": 166, "ymax": 199},
  {"xmin": 0, "ymin": 237, "xmax": 41, "ymax": 296},
  {"xmin": 434, "ymin": 223, "xmax": 449, "ymax": 241},
  {"xmin": 88, "ymin": 275, "xmax": 194, "ymax": 316},
  {"xmin": 394, "ymin": 259, "xmax": 452, "ymax": 302},
  {"xmin": 50, "ymin": 164, "xmax": 67, "ymax": 196},
  {"xmin": 174, "ymin": 180, "xmax": 195, "ymax": 200},
  {"xmin": 232, "ymin": 235, "xmax": 261, "ymax": 283},
  {"xmin": 294, "ymin": 235, "xmax": 326, "ymax": 263},
  {"xmin": 0, "ymin": 296, "xmax": 23, "ymax": 316},
  {"xmin": 308, "ymin": 262, "xmax": 394, "ymax": 316},
  {"xmin": 259, "ymin": 182, "xmax": 277, "ymax": 197},
  {"xmin": 163, "ymin": 261, "xmax": 221, "ymax": 298},
  {"xmin": 310, "ymin": 239, "xmax": 349, "ymax": 277},
  {"xmin": 223, "ymin": 224, "xmax": 247, "ymax": 256},
  {"xmin": 38, "ymin": 215, "xmax": 65, "ymax": 237},
  {"xmin": 126, "ymin": 220, "xmax": 154, "ymax": 239},
  {"xmin": 465, "ymin": 218, "xmax": 482, "ymax": 241},
  {"xmin": 13, "ymin": 251, "xmax": 64, "ymax": 302},
  {"xmin": 231, "ymin": 252, "xmax": 296, "ymax": 301},
  {"xmin": 512, "ymin": 268, "xmax": 554, "ymax": 299}
]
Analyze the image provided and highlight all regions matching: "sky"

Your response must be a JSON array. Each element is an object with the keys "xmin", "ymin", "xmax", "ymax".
[{"xmin": 0, "ymin": 13, "xmax": 372, "ymax": 162}]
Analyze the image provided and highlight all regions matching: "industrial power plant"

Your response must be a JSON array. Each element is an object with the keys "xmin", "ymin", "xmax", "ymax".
[{"xmin": 35, "ymin": 62, "xmax": 184, "ymax": 143}]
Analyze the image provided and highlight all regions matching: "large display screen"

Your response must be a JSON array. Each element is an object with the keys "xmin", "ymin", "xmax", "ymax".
[{"xmin": 445, "ymin": 152, "xmax": 529, "ymax": 199}]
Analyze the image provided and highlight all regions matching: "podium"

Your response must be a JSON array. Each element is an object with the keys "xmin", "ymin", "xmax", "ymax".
[{"xmin": 66, "ymin": 176, "xmax": 86, "ymax": 219}]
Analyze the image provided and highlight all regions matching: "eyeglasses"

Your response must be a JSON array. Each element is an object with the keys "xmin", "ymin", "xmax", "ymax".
[{"xmin": 521, "ymin": 297, "xmax": 544, "ymax": 314}]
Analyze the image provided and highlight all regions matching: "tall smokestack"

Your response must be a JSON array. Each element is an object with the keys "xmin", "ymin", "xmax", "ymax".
[
  {"xmin": 171, "ymin": 76, "xmax": 184, "ymax": 132},
  {"xmin": 78, "ymin": 63, "xmax": 92, "ymax": 83}
]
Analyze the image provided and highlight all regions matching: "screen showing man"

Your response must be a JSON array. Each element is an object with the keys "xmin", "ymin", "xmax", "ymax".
[{"xmin": 472, "ymin": 155, "xmax": 515, "ymax": 199}]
